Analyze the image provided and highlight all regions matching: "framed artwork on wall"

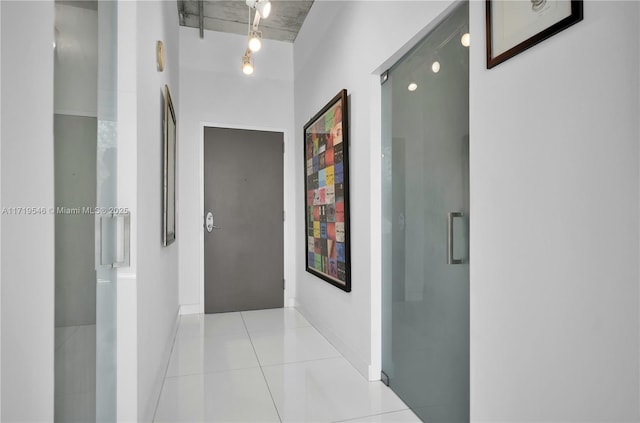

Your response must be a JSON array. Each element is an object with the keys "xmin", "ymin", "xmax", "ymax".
[
  {"xmin": 303, "ymin": 89, "xmax": 351, "ymax": 292},
  {"xmin": 163, "ymin": 84, "xmax": 176, "ymax": 246},
  {"xmin": 486, "ymin": 0, "xmax": 583, "ymax": 68}
]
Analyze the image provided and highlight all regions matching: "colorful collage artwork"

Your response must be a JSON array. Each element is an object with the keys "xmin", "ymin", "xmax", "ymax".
[{"xmin": 304, "ymin": 90, "xmax": 350, "ymax": 291}]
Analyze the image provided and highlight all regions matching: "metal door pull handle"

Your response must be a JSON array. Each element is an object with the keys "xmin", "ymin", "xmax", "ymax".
[
  {"xmin": 447, "ymin": 211, "xmax": 464, "ymax": 265},
  {"xmin": 95, "ymin": 211, "xmax": 131, "ymax": 269},
  {"xmin": 114, "ymin": 212, "xmax": 130, "ymax": 268}
]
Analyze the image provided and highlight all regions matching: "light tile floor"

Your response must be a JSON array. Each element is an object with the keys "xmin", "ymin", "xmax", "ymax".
[{"xmin": 154, "ymin": 308, "xmax": 421, "ymax": 423}]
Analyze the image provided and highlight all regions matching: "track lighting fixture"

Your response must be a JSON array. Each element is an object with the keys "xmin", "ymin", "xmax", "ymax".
[
  {"xmin": 242, "ymin": 51, "xmax": 254, "ymax": 75},
  {"xmin": 257, "ymin": 1, "xmax": 271, "ymax": 19},
  {"xmin": 248, "ymin": 30, "xmax": 262, "ymax": 52},
  {"xmin": 245, "ymin": 0, "xmax": 271, "ymax": 19},
  {"xmin": 242, "ymin": 0, "xmax": 273, "ymax": 75}
]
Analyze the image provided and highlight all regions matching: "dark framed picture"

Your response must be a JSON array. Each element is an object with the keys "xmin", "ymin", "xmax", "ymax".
[
  {"xmin": 486, "ymin": 0, "xmax": 583, "ymax": 68},
  {"xmin": 303, "ymin": 89, "xmax": 351, "ymax": 292},
  {"xmin": 163, "ymin": 84, "xmax": 176, "ymax": 246}
]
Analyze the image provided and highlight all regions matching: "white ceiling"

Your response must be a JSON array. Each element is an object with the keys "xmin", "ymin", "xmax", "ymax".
[{"xmin": 177, "ymin": 0, "xmax": 314, "ymax": 42}]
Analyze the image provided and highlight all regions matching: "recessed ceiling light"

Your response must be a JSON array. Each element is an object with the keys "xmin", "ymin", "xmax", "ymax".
[
  {"xmin": 432, "ymin": 61, "xmax": 441, "ymax": 73},
  {"xmin": 408, "ymin": 83, "xmax": 418, "ymax": 92}
]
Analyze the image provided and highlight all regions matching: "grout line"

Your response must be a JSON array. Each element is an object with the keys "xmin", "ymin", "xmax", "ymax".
[
  {"xmin": 240, "ymin": 312, "xmax": 283, "ymax": 423},
  {"xmin": 174, "ymin": 330, "xmax": 249, "ymax": 341},
  {"xmin": 151, "ymin": 312, "xmax": 182, "ymax": 423},
  {"xmin": 330, "ymin": 408, "xmax": 413, "ymax": 423},
  {"xmin": 259, "ymin": 355, "xmax": 344, "ymax": 369},
  {"xmin": 175, "ymin": 312, "xmax": 248, "ymax": 340},
  {"xmin": 244, "ymin": 323, "xmax": 313, "ymax": 337},
  {"xmin": 163, "ymin": 363, "xmax": 262, "ymax": 380}
]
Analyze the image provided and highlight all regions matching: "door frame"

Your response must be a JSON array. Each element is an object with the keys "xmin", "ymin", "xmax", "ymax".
[{"xmin": 197, "ymin": 121, "xmax": 291, "ymax": 314}]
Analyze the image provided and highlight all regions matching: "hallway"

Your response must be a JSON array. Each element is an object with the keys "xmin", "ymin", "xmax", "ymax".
[{"xmin": 153, "ymin": 308, "xmax": 419, "ymax": 422}]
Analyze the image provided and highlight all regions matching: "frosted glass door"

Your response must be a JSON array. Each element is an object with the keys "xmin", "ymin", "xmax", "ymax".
[
  {"xmin": 95, "ymin": 2, "xmax": 118, "ymax": 421},
  {"xmin": 54, "ymin": 1, "xmax": 119, "ymax": 421},
  {"xmin": 381, "ymin": 3, "xmax": 469, "ymax": 421}
]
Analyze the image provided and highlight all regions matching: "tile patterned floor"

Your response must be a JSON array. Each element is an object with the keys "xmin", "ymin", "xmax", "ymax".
[{"xmin": 153, "ymin": 308, "xmax": 420, "ymax": 422}]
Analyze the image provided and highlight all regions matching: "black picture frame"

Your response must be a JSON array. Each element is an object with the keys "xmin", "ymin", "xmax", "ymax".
[
  {"xmin": 486, "ymin": 0, "xmax": 583, "ymax": 69},
  {"xmin": 163, "ymin": 84, "xmax": 176, "ymax": 246},
  {"xmin": 303, "ymin": 89, "xmax": 351, "ymax": 292}
]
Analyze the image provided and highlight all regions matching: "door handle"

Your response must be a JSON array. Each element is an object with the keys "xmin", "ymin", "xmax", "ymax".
[
  {"xmin": 95, "ymin": 211, "xmax": 131, "ymax": 269},
  {"xmin": 447, "ymin": 211, "xmax": 464, "ymax": 265},
  {"xmin": 114, "ymin": 212, "xmax": 131, "ymax": 268},
  {"xmin": 95, "ymin": 213, "xmax": 106, "ymax": 269}
]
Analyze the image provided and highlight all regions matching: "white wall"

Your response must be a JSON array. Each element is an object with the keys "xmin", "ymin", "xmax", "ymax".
[
  {"xmin": 0, "ymin": 1, "xmax": 55, "ymax": 421},
  {"xmin": 294, "ymin": 0, "xmax": 452, "ymax": 379},
  {"xmin": 1, "ymin": 1, "xmax": 3, "ymax": 418},
  {"xmin": 178, "ymin": 27, "xmax": 295, "ymax": 312},
  {"xmin": 136, "ymin": 1, "xmax": 181, "ymax": 421},
  {"xmin": 469, "ymin": 1, "xmax": 639, "ymax": 420}
]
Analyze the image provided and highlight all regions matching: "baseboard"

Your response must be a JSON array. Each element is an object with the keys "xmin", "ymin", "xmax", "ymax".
[
  {"xmin": 179, "ymin": 303, "xmax": 200, "ymax": 315},
  {"xmin": 144, "ymin": 307, "xmax": 180, "ymax": 423},
  {"xmin": 368, "ymin": 364, "xmax": 382, "ymax": 381},
  {"xmin": 293, "ymin": 299, "xmax": 371, "ymax": 380}
]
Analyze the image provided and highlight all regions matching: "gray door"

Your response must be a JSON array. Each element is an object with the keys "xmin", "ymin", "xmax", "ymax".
[{"xmin": 204, "ymin": 127, "xmax": 284, "ymax": 313}]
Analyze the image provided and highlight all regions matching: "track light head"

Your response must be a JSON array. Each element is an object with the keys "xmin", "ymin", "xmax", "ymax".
[
  {"xmin": 257, "ymin": 0, "xmax": 271, "ymax": 19},
  {"xmin": 246, "ymin": 0, "xmax": 271, "ymax": 19},
  {"xmin": 248, "ymin": 30, "xmax": 262, "ymax": 52},
  {"xmin": 242, "ymin": 52, "xmax": 254, "ymax": 75}
]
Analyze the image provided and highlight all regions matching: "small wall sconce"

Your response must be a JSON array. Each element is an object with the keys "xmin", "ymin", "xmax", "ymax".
[{"xmin": 156, "ymin": 40, "xmax": 165, "ymax": 72}]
